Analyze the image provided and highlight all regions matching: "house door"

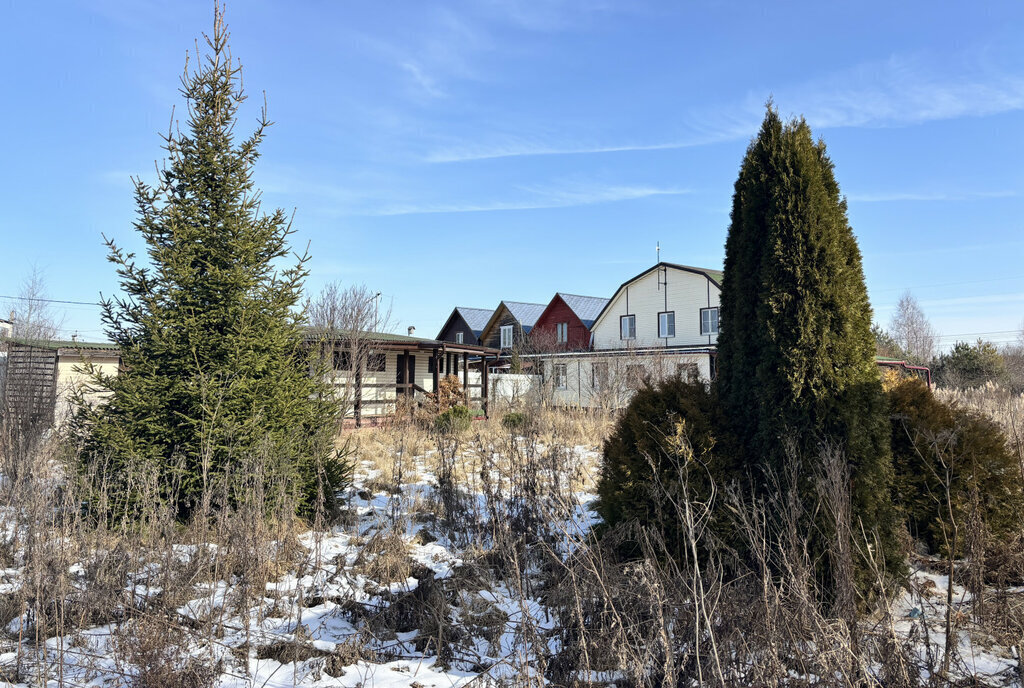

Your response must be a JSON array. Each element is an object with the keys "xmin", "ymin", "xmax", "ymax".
[{"xmin": 396, "ymin": 354, "xmax": 415, "ymax": 395}]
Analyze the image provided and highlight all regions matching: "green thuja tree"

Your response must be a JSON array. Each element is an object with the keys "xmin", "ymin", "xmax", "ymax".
[
  {"xmin": 73, "ymin": 10, "xmax": 347, "ymax": 521},
  {"xmin": 717, "ymin": 106, "xmax": 903, "ymax": 584}
]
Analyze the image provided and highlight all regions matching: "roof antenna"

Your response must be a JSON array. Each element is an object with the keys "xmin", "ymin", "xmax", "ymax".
[{"xmin": 656, "ymin": 241, "xmax": 661, "ymax": 264}]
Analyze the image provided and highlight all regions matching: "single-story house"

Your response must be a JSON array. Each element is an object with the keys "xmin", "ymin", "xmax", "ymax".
[{"xmin": 308, "ymin": 330, "xmax": 500, "ymax": 426}]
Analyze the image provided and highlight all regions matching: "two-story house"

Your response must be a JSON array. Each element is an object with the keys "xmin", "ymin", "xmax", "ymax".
[{"xmin": 534, "ymin": 263, "xmax": 722, "ymax": 408}]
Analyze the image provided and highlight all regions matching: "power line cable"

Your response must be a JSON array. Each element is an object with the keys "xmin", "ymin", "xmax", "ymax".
[{"xmin": 0, "ymin": 294, "xmax": 102, "ymax": 307}]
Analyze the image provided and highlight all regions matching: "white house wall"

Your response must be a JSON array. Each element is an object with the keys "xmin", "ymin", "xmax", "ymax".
[
  {"xmin": 541, "ymin": 351, "xmax": 712, "ymax": 409},
  {"xmin": 592, "ymin": 267, "xmax": 719, "ymax": 350}
]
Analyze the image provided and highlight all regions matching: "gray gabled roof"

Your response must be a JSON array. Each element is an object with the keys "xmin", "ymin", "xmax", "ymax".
[
  {"xmin": 556, "ymin": 293, "xmax": 611, "ymax": 329},
  {"xmin": 501, "ymin": 301, "xmax": 547, "ymax": 333},
  {"xmin": 455, "ymin": 307, "xmax": 494, "ymax": 337}
]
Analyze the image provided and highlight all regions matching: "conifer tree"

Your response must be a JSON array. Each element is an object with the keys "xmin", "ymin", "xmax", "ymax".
[
  {"xmin": 74, "ymin": 8, "xmax": 346, "ymax": 520},
  {"xmin": 717, "ymin": 106, "xmax": 903, "ymax": 581}
]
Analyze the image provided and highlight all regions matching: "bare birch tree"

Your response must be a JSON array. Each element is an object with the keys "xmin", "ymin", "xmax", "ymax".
[
  {"xmin": 890, "ymin": 290, "xmax": 937, "ymax": 364},
  {"xmin": 6, "ymin": 265, "xmax": 64, "ymax": 342},
  {"xmin": 306, "ymin": 282, "xmax": 392, "ymax": 425}
]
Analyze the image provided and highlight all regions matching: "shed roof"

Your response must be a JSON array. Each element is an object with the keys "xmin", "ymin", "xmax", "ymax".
[
  {"xmin": 304, "ymin": 327, "xmax": 498, "ymax": 354},
  {"xmin": 556, "ymin": 293, "xmax": 611, "ymax": 328},
  {"xmin": 8, "ymin": 338, "xmax": 118, "ymax": 352}
]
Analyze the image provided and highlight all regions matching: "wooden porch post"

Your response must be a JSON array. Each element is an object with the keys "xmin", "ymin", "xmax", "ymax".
[
  {"xmin": 463, "ymin": 352, "xmax": 469, "ymax": 401},
  {"xmin": 482, "ymin": 356, "xmax": 489, "ymax": 418},
  {"xmin": 354, "ymin": 356, "xmax": 363, "ymax": 428},
  {"xmin": 431, "ymin": 348, "xmax": 440, "ymax": 400},
  {"xmin": 403, "ymin": 349, "xmax": 411, "ymax": 397}
]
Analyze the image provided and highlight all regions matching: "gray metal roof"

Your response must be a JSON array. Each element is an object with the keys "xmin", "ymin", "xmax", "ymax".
[
  {"xmin": 455, "ymin": 307, "xmax": 494, "ymax": 337},
  {"xmin": 502, "ymin": 301, "xmax": 547, "ymax": 333},
  {"xmin": 557, "ymin": 293, "xmax": 611, "ymax": 329}
]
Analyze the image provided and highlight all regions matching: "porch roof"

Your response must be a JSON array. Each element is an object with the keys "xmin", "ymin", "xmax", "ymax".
[{"xmin": 305, "ymin": 328, "xmax": 499, "ymax": 356}]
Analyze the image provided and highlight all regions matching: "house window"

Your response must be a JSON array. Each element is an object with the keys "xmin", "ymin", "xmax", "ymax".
[
  {"xmin": 500, "ymin": 324, "xmax": 514, "ymax": 349},
  {"xmin": 678, "ymin": 362, "xmax": 699, "ymax": 382},
  {"xmin": 553, "ymin": 363, "xmax": 568, "ymax": 390},
  {"xmin": 366, "ymin": 351, "xmax": 386, "ymax": 372},
  {"xmin": 332, "ymin": 350, "xmax": 352, "ymax": 371},
  {"xmin": 620, "ymin": 314, "xmax": 636, "ymax": 340},
  {"xmin": 658, "ymin": 311, "xmax": 675, "ymax": 338},
  {"xmin": 626, "ymin": 364, "xmax": 645, "ymax": 388},
  {"xmin": 700, "ymin": 307, "xmax": 719, "ymax": 336},
  {"xmin": 592, "ymin": 362, "xmax": 608, "ymax": 389},
  {"xmin": 556, "ymin": 322, "xmax": 568, "ymax": 344},
  {"xmin": 455, "ymin": 331, "xmax": 464, "ymax": 344}
]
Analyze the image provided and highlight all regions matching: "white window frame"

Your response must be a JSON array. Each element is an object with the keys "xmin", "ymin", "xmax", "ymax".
[
  {"xmin": 500, "ymin": 324, "xmax": 514, "ymax": 349},
  {"xmin": 455, "ymin": 331, "xmax": 464, "ymax": 344},
  {"xmin": 553, "ymin": 363, "xmax": 568, "ymax": 390},
  {"xmin": 658, "ymin": 311, "xmax": 675, "ymax": 339},
  {"xmin": 620, "ymin": 314, "xmax": 636, "ymax": 340},
  {"xmin": 556, "ymin": 322, "xmax": 568, "ymax": 343},
  {"xmin": 700, "ymin": 307, "xmax": 719, "ymax": 336}
]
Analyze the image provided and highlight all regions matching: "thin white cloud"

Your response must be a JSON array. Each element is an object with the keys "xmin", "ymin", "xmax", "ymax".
[
  {"xmin": 479, "ymin": 0, "xmax": 619, "ymax": 31},
  {"xmin": 400, "ymin": 61, "xmax": 447, "ymax": 99},
  {"xmin": 426, "ymin": 50, "xmax": 1024, "ymax": 164},
  {"xmin": 847, "ymin": 190, "xmax": 1019, "ymax": 203},
  {"xmin": 918, "ymin": 292, "xmax": 1024, "ymax": 310},
  {"xmin": 793, "ymin": 56, "xmax": 1024, "ymax": 129},
  {"xmin": 425, "ymin": 139, "xmax": 705, "ymax": 163},
  {"xmin": 365, "ymin": 185, "xmax": 690, "ymax": 216}
]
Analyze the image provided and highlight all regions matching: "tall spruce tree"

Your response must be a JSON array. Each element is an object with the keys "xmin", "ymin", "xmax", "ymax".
[
  {"xmin": 75, "ymin": 9, "xmax": 345, "ymax": 520},
  {"xmin": 717, "ymin": 106, "xmax": 903, "ymax": 580}
]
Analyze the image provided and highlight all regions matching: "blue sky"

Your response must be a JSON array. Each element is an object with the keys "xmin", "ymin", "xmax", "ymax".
[{"xmin": 2, "ymin": 1, "xmax": 1023, "ymax": 349}]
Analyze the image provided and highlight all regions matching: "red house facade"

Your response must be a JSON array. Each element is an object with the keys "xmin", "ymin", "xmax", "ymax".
[{"xmin": 530, "ymin": 293, "xmax": 610, "ymax": 352}]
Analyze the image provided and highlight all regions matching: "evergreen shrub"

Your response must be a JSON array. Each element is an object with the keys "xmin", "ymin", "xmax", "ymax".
[
  {"xmin": 501, "ymin": 411, "xmax": 530, "ymax": 432},
  {"xmin": 888, "ymin": 378, "xmax": 1022, "ymax": 554},
  {"xmin": 435, "ymin": 405, "xmax": 472, "ymax": 435},
  {"xmin": 596, "ymin": 376, "xmax": 723, "ymax": 559}
]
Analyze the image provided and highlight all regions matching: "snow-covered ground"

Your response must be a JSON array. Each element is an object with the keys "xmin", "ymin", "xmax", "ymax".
[{"xmin": 0, "ymin": 430, "xmax": 1020, "ymax": 687}]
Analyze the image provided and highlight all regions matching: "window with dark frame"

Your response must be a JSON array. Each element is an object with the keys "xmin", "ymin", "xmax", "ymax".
[
  {"xmin": 553, "ymin": 363, "xmax": 568, "ymax": 390},
  {"xmin": 366, "ymin": 351, "xmax": 386, "ymax": 372},
  {"xmin": 677, "ymin": 362, "xmax": 699, "ymax": 382},
  {"xmin": 700, "ymin": 307, "xmax": 720, "ymax": 336},
  {"xmin": 658, "ymin": 311, "xmax": 675, "ymax": 338},
  {"xmin": 332, "ymin": 350, "xmax": 352, "ymax": 371},
  {"xmin": 626, "ymin": 364, "xmax": 645, "ymax": 388},
  {"xmin": 620, "ymin": 314, "xmax": 636, "ymax": 340}
]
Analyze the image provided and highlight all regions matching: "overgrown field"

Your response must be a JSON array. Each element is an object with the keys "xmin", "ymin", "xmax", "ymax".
[{"xmin": 0, "ymin": 395, "xmax": 1022, "ymax": 687}]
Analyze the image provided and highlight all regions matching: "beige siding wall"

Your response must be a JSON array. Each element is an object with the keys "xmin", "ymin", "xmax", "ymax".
[
  {"xmin": 592, "ymin": 267, "xmax": 719, "ymax": 350},
  {"xmin": 54, "ymin": 353, "xmax": 120, "ymax": 427}
]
